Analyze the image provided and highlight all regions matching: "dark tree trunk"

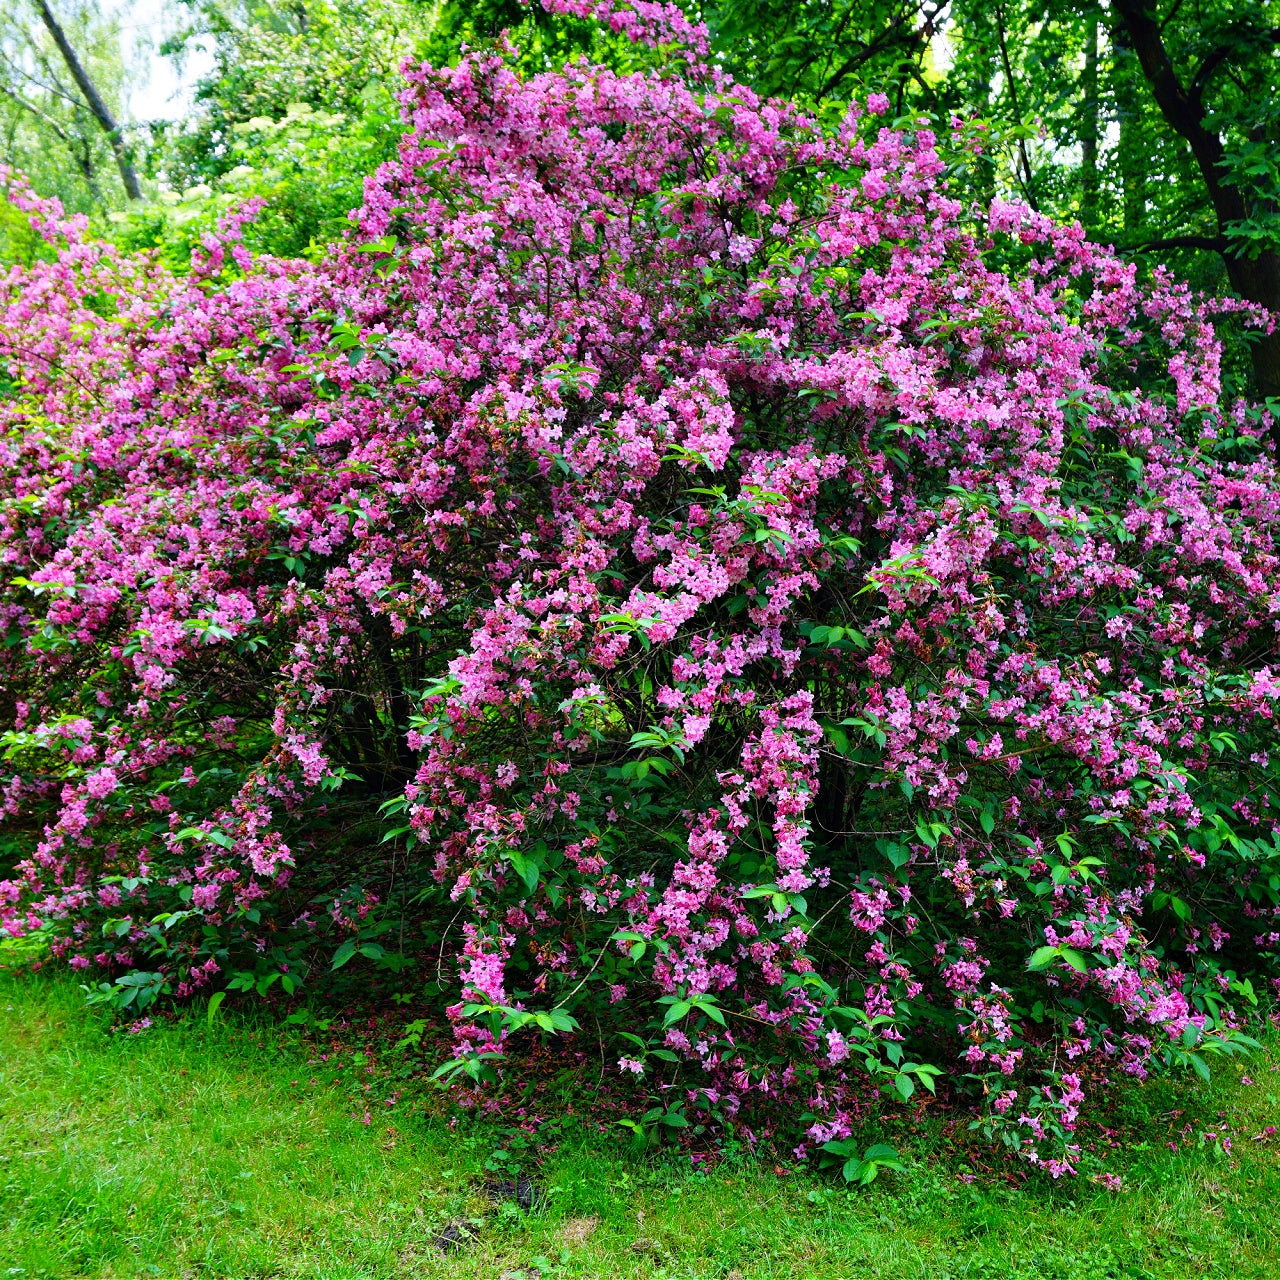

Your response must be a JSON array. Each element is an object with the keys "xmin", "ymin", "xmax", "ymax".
[
  {"xmin": 1229, "ymin": 252, "xmax": 1280, "ymax": 400},
  {"xmin": 1113, "ymin": 0, "xmax": 1280, "ymax": 407}
]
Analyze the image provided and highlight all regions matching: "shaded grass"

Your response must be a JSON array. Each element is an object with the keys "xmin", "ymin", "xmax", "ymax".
[{"xmin": 2, "ymin": 974, "xmax": 1280, "ymax": 1278}]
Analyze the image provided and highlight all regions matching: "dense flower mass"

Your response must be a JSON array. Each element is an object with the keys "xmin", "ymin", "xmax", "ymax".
[{"xmin": 2, "ymin": 0, "xmax": 1279, "ymax": 1174}]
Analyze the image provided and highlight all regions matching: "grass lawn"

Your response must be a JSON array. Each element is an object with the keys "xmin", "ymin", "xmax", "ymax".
[{"xmin": 2, "ymin": 974, "xmax": 1279, "ymax": 1279}]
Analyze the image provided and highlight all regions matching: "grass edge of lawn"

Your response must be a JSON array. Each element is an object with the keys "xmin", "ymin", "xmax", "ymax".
[{"xmin": 1, "ymin": 971, "xmax": 1278, "ymax": 1279}]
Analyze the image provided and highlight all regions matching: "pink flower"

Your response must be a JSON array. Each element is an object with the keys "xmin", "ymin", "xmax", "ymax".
[{"xmin": 85, "ymin": 768, "xmax": 118, "ymax": 800}]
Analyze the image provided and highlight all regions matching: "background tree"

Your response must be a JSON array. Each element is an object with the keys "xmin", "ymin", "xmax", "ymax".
[
  {"xmin": 36, "ymin": 0, "xmax": 141, "ymax": 199},
  {"xmin": 105, "ymin": 0, "xmax": 434, "ymax": 260},
  {"xmin": 685, "ymin": 0, "xmax": 1280, "ymax": 399},
  {"xmin": 158, "ymin": 0, "xmax": 431, "ymax": 187},
  {"xmin": 1110, "ymin": 0, "xmax": 1280, "ymax": 396},
  {"xmin": 0, "ymin": 0, "xmax": 136, "ymax": 210},
  {"xmin": 695, "ymin": 0, "xmax": 946, "ymax": 103}
]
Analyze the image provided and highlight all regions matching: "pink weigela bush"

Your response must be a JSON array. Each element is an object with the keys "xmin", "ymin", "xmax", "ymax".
[{"xmin": 3, "ymin": 1, "xmax": 1279, "ymax": 1174}]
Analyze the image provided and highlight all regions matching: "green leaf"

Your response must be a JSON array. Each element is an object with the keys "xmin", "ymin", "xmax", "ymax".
[
  {"xmin": 1027, "ymin": 945, "xmax": 1059, "ymax": 971},
  {"xmin": 662, "ymin": 1000, "xmax": 692, "ymax": 1027},
  {"xmin": 207, "ymin": 990, "xmax": 226, "ymax": 1025},
  {"xmin": 863, "ymin": 1144, "xmax": 901, "ymax": 1163},
  {"xmin": 883, "ymin": 842, "xmax": 910, "ymax": 870},
  {"xmin": 697, "ymin": 999, "xmax": 726, "ymax": 1027},
  {"xmin": 331, "ymin": 939, "xmax": 358, "ymax": 970},
  {"xmin": 507, "ymin": 849, "xmax": 541, "ymax": 896}
]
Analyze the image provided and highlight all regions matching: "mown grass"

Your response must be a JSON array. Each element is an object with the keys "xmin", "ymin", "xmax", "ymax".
[{"xmin": 2, "ymin": 974, "xmax": 1279, "ymax": 1279}]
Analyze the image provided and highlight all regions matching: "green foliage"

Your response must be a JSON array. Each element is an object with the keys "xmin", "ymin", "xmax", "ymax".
[
  {"xmin": 0, "ymin": 195, "xmax": 52, "ymax": 266},
  {"xmin": 816, "ymin": 1139, "xmax": 905, "ymax": 1185},
  {"xmin": 95, "ymin": 0, "xmax": 428, "ymax": 263},
  {"xmin": 699, "ymin": 0, "xmax": 938, "ymax": 104},
  {"xmin": 111, "ymin": 98, "xmax": 406, "ymax": 263},
  {"xmin": 158, "ymin": 0, "xmax": 430, "ymax": 185}
]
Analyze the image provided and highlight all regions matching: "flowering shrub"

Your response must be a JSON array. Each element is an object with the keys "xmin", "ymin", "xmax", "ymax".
[{"xmin": 3, "ymin": 1, "xmax": 1280, "ymax": 1175}]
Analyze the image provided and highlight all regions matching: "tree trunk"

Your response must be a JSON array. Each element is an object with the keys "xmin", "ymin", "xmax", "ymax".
[
  {"xmin": 994, "ymin": 1, "xmax": 1039, "ymax": 211},
  {"xmin": 1226, "ymin": 250, "xmax": 1280, "ymax": 401},
  {"xmin": 35, "ymin": 0, "xmax": 142, "ymax": 202},
  {"xmin": 1113, "ymin": 0, "xmax": 1280, "ymax": 406}
]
